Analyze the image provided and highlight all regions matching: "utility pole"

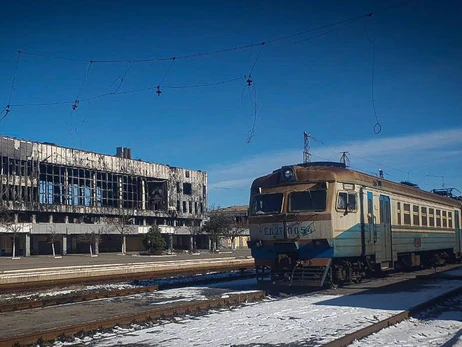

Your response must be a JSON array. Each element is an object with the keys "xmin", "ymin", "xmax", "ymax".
[
  {"xmin": 340, "ymin": 151, "xmax": 350, "ymax": 167},
  {"xmin": 303, "ymin": 132, "xmax": 311, "ymax": 163}
]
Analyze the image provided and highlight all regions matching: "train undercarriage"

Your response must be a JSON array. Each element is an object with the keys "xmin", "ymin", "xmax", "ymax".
[{"xmin": 255, "ymin": 249, "xmax": 457, "ymax": 288}]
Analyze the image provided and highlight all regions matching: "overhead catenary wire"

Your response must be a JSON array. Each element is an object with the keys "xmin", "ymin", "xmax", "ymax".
[
  {"xmin": 9, "ymin": 76, "xmax": 246, "ymax": 107},
  {"xmin": 364, "ymin": 14, "xmax": 382, "ymax": 134},
  {"xmin": 16, "ymin": 0, "xmax": 416, "ymax": 65},
  {"xmin": 1, "ymin": 50, "xmax": 22, "ymax": 124}
]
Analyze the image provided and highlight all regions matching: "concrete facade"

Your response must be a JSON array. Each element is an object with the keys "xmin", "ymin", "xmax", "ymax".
[{"xmin": 0, "ymin": 135, "xmax": 207, "ymax": 256}]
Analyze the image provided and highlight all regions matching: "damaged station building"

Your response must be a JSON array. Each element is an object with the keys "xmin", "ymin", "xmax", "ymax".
[{"xmin": 0, "ymin": 135, "xmax": 209, "ymax": 256}]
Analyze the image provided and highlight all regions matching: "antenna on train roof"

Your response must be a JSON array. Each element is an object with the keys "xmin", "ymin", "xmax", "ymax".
[
  {"xmin": 340, "ymin": 151, "xmax": 350, "ymax": 167},
  {"xmin": 303, "ymin": 132, "xmax": 311, "ymax": 163}
]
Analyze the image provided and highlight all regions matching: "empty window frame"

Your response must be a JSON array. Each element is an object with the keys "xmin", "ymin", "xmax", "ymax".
[
  {"xmin": 436, "ymin": 209, "xmax": 441, "ymax": 227},
  {"xmin": 429, "ymin": 208, "xmax": 435, "ymax": 227},
  {"xmin": 413, "ymin": 205, "xmax": 419, "ymax": 226},
  {"xmin": 336, "ymin": 192, "xmax": 357, "ymax": 212},
  {"xmin": 403, "ymin": 203, "xmax": 411, "ymax": 225},
  {"xmin": 183, "ymin": 183, "xmax": 192, "ymax": 195},
  {"xmin": 421, "ymin": 207, "xmax": 427, "ymax": 226},
  {"xmin": 183, "ymin": 201, "xmax": 187, "ymax": 213}
]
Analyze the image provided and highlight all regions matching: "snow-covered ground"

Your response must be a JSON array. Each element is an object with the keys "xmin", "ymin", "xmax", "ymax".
[
  {"xmin": 53, "ymin": 277, "xmax": 462, "ymax": 347},
  {"xmin": 351, "ymin": 294, "xmax": 462, "ymax": 347},
  {"xmin": 0, "ymin": 271, "xmax": 250, "ymax": 303}
]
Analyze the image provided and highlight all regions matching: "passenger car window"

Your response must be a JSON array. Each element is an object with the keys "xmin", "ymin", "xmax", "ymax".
[{"xmin": 337, "ymin": 192, "xmax": 357, "ymax": 212}]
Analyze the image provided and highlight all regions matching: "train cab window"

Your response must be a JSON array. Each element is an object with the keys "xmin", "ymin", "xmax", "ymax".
[
  {"xmin": 448, "ymin": 212, "xmax": 453, "ymax": 228},
  {"xmin": 429, "ymin": 208, "xmax": 435, "ymax": 226},
  {"xmin": 421, "ymin": 207, "xmax": 427, "ymax": 226},
  {"xmin": 397, "ymin": 202, "xmax": 401, "ymax": 225},
  {"xmin": 442, "ymin": 211, "xmax": 447, "ymax": 228},
  {"xmin": 251, "ymin": 193, "xmax": 283, "ymax": 215},
  {"xmin": 436, "ymin": 210, "xmax": 441, "ymax": 227},
  {"xmin": 403, "ymin": 204, "xmax": 411, "ymax": 225},
  {"xmin": 289, "ymin": 190, "xmax": 326, "ymax": 212},
  {"xmin": 336, "ymin": 192, "xmax": 357, "ymax": 212}
]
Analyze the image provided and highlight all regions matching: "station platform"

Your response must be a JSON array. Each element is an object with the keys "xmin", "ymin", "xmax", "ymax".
[{"xmin": 0, "ymin": 249, "xmax": 253, "ymax": 286}]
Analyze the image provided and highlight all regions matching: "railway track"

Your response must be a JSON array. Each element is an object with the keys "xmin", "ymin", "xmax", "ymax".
[
  {"xmin": 0, "ymin": 291, "xmax": 265, "ymax": 347},
  {"xmin": 323, "ymin": 282, "xmax": 462, "ymax": 347},
  {"xmin": 0, "ymin": 259, "xmax": 254, "ymax": 294},
  {"xmin": 0, "ymin": 270, "xmax": 255, "ymax": 313}
]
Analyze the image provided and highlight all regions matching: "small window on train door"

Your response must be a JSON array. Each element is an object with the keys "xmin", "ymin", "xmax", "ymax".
[{"xmin": 336, "ymin": 192, "xmax": 357, "ymax": 212}]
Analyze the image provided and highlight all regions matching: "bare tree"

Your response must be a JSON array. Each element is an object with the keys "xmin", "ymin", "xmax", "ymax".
[
  {"xmin": 226, "ymin": 218, "xmax": 248, "ymax": 250},
  {"xmin": 202, "ymin": 206, "xmax": 232, "ymax": 251},
  {"xmin": 0, "ymin": 202, "xmax": 22, "ymax": 259},
  {"xmin": 187, "ymin": 223, "xmax": 202, "ymax": 252},
  {"xmin": 104, "ymin": 208, "xmax": 136, "ymax": 255},
  {"xmin": 78, "ymin": 228, "xmax": 103, "ymax": 257},
  {"xmin": 47, "ymin": 225, "xmax": 61, "ymax": 258}
]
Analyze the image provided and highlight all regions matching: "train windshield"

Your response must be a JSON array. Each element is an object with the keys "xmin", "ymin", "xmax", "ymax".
[
  {"xmin": 289, "ymin": 190, "xmax": 326, "ymax": 212},
  {"xmin": 250, "ymin": 193, "xmax": 283, "ymax": 215}
]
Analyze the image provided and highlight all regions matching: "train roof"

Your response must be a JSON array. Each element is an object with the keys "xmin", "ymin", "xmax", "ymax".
[{"xmin": 251, "ymin": 162, "xmax": 462, "ymax": 208}]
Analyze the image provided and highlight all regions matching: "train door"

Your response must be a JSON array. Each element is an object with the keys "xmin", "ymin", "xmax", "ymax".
[
  {"xmin": 455, "ymin": 210, "xmax": 461, "ymax": 256},
  {"xmin": 379, "ymin": 195, "xmax": 393, "ymax": 264},
  {"xmin": 367, "ymin": 192, "xmax": 375, "ymax": 245}
]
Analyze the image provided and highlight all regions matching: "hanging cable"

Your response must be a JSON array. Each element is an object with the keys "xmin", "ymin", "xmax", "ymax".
[
  {"xmin": 155, "ymin": 57, "xmax": 176, "ymax": 97},
  {"xmin": 72, "ymin": 61, "xmax": 93, "ymax": 111},
  {"xmin": 110, "ymin": 62, "xmax": 132, "ymax": 94},
  {"xmin": 1, "ymin": 50, "xmax": 22, "ymax": 124},
  {"xmin": 18, "ymin": 0, "xmax": 416, "ymax": 64},
  {"xmin": 364, "ymin": 15, "xmax": 382, "ymax": 134}
]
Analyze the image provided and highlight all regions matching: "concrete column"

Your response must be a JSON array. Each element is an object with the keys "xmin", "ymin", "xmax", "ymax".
[
  {"xmin": 141, "ymin": 179, "xmax": 146, "ymax": 210},
  {"xmin": 92, "ymin": 173, "xmax": 97, "ymax": 207},
  {"xmin": 64, "ymin": 215, "xmax": 69, "ymax": 223},
  {"xmin": 48, "ymin": 215, "xmax": 53, "ymax": 223},
  {"xmin": 31, "ymin": 214, "xmax": 36, "ymax": 223},
  {"xmin": 208, "ymin": 238, "xmax": 212, "ymax": 251},
  {"xmin": 62, "ymin": 235, "xmax": 68, "ymax": 255},
  {"xmin": 94, "ymin": 240, "xmax": 99, "ymax": 255},
  {"xmin": 118, "ymin": 176, "xmax": 123, "ymax": 208},
  {"xmin": 143, "ymin": 218, "xmax": 147, "ymax": 226},
  {"xmin": 190, "ymin": 235, "xmax": 194, "ymax": 250},
  {"xmin": 25, "ymin": 234, "xmax": 30, "ymax": 257},
  {"xmin": 122, "ymin": 235, "xmax": 127, "ymax": 254},
  {"xmin": 167, "ymin": 234, "xmax": 173, "ymax": 250}
]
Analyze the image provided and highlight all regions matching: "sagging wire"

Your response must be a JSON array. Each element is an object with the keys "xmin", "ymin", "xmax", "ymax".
[
  {"xmin": 156, "ymin": 57, "xmax": 176, "ymax": 97},
  {"xmin": 10, "ymin": 76, "xmax": 245, "ymax": 107},
  {"xmin": 242, "ymin": 43, "xmax": 265, "ymax": 144},
  {"xmin": 17, "ymin": 0, "xmax": 416, "ymax": 65},
  {"xmin": 243, "ymin": 81, "xmax": 258, "ymax": 144},
  {"xmin": 268, "ymin": 17, "xmax": 364, "ymax": 46},
  {"xmin": 1, "ymin": 50, "xmax": 22, "ymax": 124},
  {"xmin": 72, "ymin": 61, "xmax": 93, "ymax": 111},
  {"xmin": 110, "ymin": 62, "xmax": 132, "ymax": 94},
  {"xmin": 364, "ymin": 14, "xmax": 382, "ymax": 134}
]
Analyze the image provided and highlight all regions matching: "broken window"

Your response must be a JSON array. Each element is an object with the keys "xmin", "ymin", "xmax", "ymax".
[{"xmin": 183, "ymin": 183, "xmax": 192, "ymax": 195}]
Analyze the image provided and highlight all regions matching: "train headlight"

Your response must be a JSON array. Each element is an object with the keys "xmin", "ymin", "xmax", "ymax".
[{"xmin": 283, "ymin": 169, "xmax": 294, "ymax": 180}]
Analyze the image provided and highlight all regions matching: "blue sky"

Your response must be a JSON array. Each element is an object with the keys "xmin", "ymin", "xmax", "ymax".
[{"xmin": 1, "ymin": 0, "xmax": 461, "ymax": 207}]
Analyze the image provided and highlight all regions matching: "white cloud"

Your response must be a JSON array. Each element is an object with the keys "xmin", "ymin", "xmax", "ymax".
[{"xmin": 207, "ymin": 128, "xmax": 462, "ymax": 197}]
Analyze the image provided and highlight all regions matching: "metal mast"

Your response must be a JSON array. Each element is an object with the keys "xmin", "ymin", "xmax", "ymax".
[
  {"xmin": 340, "ymin": 151, "xmax": 350, "ymax": 167},
  {"xmin": 303, "ymin": 132, "xmax": 311, "ymax": 163}
]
